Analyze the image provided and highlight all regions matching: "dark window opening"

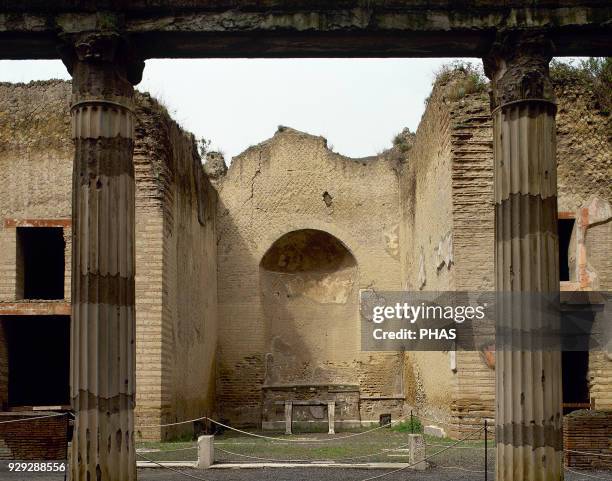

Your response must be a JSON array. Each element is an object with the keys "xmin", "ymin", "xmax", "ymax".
[
  {"xmin": 558, "ymin": 219, "xmax": 575, "ymax": 282},
  {"xmin": 4, "ymin": 315, "xmax": 70, "ymax": 407},
  {"xmin": 17, "ymin": 227, "xmax": 65, "ymax": 300},
  {"xmin": 562, "ymin": 350, "xmax": 590, "ymax": 415}
]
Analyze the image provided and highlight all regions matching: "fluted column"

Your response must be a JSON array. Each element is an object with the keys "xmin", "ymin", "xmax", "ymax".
[
  {"xmin": 484, "ymin": 33, "xmax": 563, "ymax": 481},
  {"xmin": 61, "ymin": 31, "xmax": 144, "ymax": 481}
]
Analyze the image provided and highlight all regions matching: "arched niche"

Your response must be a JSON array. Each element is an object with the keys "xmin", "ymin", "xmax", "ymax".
[{"xmin": 259, "ymin": 229, "xmax": 359, "ymax": 386}]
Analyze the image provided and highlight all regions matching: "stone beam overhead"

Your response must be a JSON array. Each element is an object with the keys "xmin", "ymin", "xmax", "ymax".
[{"xmin": 0, "ymin": 2, "xmax": 611, "ymax": 59}]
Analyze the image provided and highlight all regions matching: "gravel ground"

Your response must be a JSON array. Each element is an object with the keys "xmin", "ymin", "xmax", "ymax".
[{"xmin": 0, "ymin": 464, "xmax": 610, "ymax": 481}]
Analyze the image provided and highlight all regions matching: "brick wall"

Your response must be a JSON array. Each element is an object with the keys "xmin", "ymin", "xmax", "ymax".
[
  {"xmin": 215, "ymin": 127, "xmax": 404, "ymax": 426},
  {"xmin": 0, "ymin": 82, "xmax": 219, "ymax": 443},
  {"xmin": 564, "ymin": 410, "xmax": 612, "ymax": 470},
  {"xmin": 0, "ymin": 323, "xmax": 7, "ymax": 408},
  {"xmin": 0, "ymin": 413, "xmax": 68, "ymax": 460},
  {"xmin": 399, "ymin": 69, "xmax": 611, "ymax": 436},
  {"xmin": 590, "ymin": 350, "xmax": 612, "ymax": 411},
  {"xmin": 133, "ymin": 93, "xmax": 218, "ymax": 441},
  {"xmin": 399, "ymin": 75, "xmax": 458, "ymax": 425}
]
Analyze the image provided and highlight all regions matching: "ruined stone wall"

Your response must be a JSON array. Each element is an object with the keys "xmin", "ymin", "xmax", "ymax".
[
  {"xmin": 161, "ymin": 107, "xmax": 218, "ymax": 439},
  {"xmin": 398, "ymin": 81, "xmax": 458, "ymax": 425},
  {"xmin": 130, "ymin": 93, "xmax": 218, "ymax": 441},
  {"xmin": 399, "ymin": 70, "xmax": 611, "ymax": 433},
  {"xmin": 0, "ymin": 412, "xmax": 68, "ymax": 460},
  {"xmin": 564, "ymin": 410, "xmax": 612, "ymax": 470},
  {"xmin": 0, "ymin": 81, "xmax": 73, "ymax": 302},
  {"xmin": 447, "ymin": 87, "xmax": 496, "ymax": 435},
  {"xmin": 556, "ymin": 80, "xmax": 611, "ymax": 213},
  {"xmin": 0, "ymin": 81, "xmax": 72, "ymax": 409},
  {"xmin": 0, "ymin": 81, "xmax": 217, "ymax": 441},
  {"xmin": 215, "ymin": 127, "xmax": 404, "ymax": 427}
]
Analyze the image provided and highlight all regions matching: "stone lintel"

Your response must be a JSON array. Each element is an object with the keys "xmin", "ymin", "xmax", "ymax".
[{"xmin": 0, "ymin": 4, "xmax": 610, "ymax": 59}]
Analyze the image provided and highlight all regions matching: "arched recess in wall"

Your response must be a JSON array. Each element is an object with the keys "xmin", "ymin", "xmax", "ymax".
[{"xmin": 259, "ymin": 229, "xmax": 359, "ymax": 386}]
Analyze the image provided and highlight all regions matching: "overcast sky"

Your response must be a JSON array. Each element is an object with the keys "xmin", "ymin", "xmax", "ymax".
[{"xmin": 1, "ymin": 57, "xmax": 481, "ymax": 160}]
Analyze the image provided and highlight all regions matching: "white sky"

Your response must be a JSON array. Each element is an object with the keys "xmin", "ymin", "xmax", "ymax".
[{"xmin": 3, "ymin": 56, "xmax": 575, "ymax": 162}]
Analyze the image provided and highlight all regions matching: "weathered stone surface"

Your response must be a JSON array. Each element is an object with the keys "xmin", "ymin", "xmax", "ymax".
[
  {"xmin": 424, "ymin": 425, "xmax": 446, "ymax": 438},
  {"xmin": 66, "ymin": 30, "xmax": 140, "ymax": 481},
  {"xmin": 487, "ymin": 32, "xmax": 563, "ymax": 481},
  {"xmin": 197, "ymin": 435, "xmax": 214, "ymax": 469},
  {"xmin": 215, "ymin": 127, "xmax": 407, "ymax": 428},
  {"xmin": 0, "ymin": 2, "xmax": 610, "ymax": 58},
  {"xmin": 0, "ymin": 79, "xmax": 219, "ymax": 448},
  {"xmin": 398, "ymin": 65, "xmax": 610, "ymax": 440},
  {"xmin": 0, "ymin": 60, "xmax": 609, "ymax": 472},
  {"xmin": 204, "ymin": 151, "xmax": 228, "ymax": 180}
]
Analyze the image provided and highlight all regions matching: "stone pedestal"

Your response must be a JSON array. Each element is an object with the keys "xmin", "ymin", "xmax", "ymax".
[
  {"xmin": 484, "ymin": 32, "xmax": 563, "ymax": 481},
  {"xmin": 407, "ymin": 434, "xmax": 426, "ymax": 470},
  {"xmin": 61, "ymin": 29, "xmax": 144, "ymax": 481},
  {"xmin": 327, "ymin": 401, "xmax": 335, "ymax": 435},
  {"xmin": 284, "ymin": 401, "xmax": 292, "ymax": 435},
  {"xmin": 197, "ymin": 435, "xmax": 215, "ymax": 468}
]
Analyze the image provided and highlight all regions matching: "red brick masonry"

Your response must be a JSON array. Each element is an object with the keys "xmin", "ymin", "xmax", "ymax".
[
  {"xmin": 0, "ymin": 412, "xmax": 68, "ymax": 460},
  {"xmin": 564, "ymin": 410, "xmax": 612, "ymax": 470}
]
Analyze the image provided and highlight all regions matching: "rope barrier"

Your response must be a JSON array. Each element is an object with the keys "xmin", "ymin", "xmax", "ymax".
[
  {"xmin": 136, "ymin": 445, "xmax": 198, "ymax": 454},
  {"xmin": 206, "ymin": 413, "xmax": 415, "ymax": 443},
  {"xmin": 426, "ymin": 442, "xmax": 491, "ymax": 450},
  {"xmin": 0, "ymin": 413, "xmax": 66, "ymax": 424},
  {"xmin": 136, "ymin": 453, "xmax": 207, "ymax": 481},
  {"xmin": 216, "ymin": 439, "xmax": 415, "ymax": 463},
  {"xmin": 354, "ymin": 426, "xmax": 486, "ymax": 481},
  {"xmin": 437, "ymin": 465, "xmax": 494, "ymax": 474},
  {"xmin": 139, "ymin": 415, "xmax": 208, "ymax": 428},
  {"xmin": 566, "ymin": 449, "xmax": 612, "ymax": 458},
  {"xmin": 565, "ymin": 468, "xmax": 612, "ymax": 481},
  {"xmin": 216, "ymin": 447, "xmax": 312, "ymax": 463}
]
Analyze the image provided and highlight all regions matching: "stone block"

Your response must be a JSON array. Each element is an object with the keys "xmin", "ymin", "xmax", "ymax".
[
  {"xmin": 197, "ymin": 435, "xmax": 214, "ymax": 469},
  {"xmin": 407, "ymin": 433, "xmax": 427, "ymax": 470},
  {"xmin": 424, "ymin": 425, "xmax": 446, "ymax": 438}
]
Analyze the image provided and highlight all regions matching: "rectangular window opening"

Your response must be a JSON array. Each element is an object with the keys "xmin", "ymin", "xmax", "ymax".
[
  {"xmin": 16, "ymin": 227, "xmax": 65, "ymax": 300},
  {"xmin": 4, "ymin": 315, "xmax": 70, "ymax": 407},
  {"xmin": 562, "ymin": 350, "xmax": 590, "ymax": 415},
  {"xmin": 558, "ymin": 218, "xmax": 575, "ymax": 282}
]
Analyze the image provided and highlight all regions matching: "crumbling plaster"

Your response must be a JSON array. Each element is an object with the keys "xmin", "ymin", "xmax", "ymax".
[{"xmin": 215, "ymin": 127, "xmax": 406, "ymax": 427}]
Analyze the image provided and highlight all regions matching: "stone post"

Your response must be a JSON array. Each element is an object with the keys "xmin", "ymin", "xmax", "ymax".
[
  {"xmin": 60, "ymin": 29, "xmax": 144, "ymax": 481},
  {"xmin": 407, "ymin": 434, "xmax": 426, "ymax": 470},
  {"xmin": 197, "ymin": 435, "xmax": 215, "ymax": 468},
  {"xmin": 484, "ymin": 32, "xmax": 563, "ymax": 481},
  {"xmin": 284, "ymin": 401, "xmax": 292, "ymax": 435},
  {"xmin": 327, "ymin": 401, "xmax": 335, "ymax": 435}
]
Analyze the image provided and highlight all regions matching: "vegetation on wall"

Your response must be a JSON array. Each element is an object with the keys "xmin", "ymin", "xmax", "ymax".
[
  {"xmin": 550, "ymin": 57, "xmax": 611, "ymax": 115},
  {"xmin": 432, "ymin": 61, "xmax": 487, "ymax": 102},
  {"xmin": 392, "ymin": 127, "xmax": 416, "ymax": 153}
]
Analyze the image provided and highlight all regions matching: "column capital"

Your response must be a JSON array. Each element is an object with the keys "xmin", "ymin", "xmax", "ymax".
[
  {"xmin": 59, "ymin": 30, "xmax": 145, "ymax": 87},
  {"xmin": 483, "ymin": 31, "xmax": 556, "ymax": 110}
]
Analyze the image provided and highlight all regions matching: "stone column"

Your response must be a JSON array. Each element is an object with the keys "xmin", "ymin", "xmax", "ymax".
[
  {"xmin": 484, "ymin": 33, "xmax": 563, "ymax": 481},
  {"xmin": 60, "ymin": 31, "xmax": 144, "ymax": 481}
]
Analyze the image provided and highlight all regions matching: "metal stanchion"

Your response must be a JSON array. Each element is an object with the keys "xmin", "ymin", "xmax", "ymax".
[
  {"xmin": 64, "ymin": 412, "xmax": 70, "ymax": 481},
  {"xmin": 484, "ymin": 419, "xmax": 488, "ymax": 481}
]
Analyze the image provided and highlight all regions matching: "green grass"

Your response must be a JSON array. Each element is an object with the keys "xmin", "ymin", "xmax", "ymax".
[
  {"xmin": 136, "ymin": 427, "xmax": 495, "ymax": 469},
  {"xmin": 391, "ymin": 418, "xmax": 423, "ymax": 433}
]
